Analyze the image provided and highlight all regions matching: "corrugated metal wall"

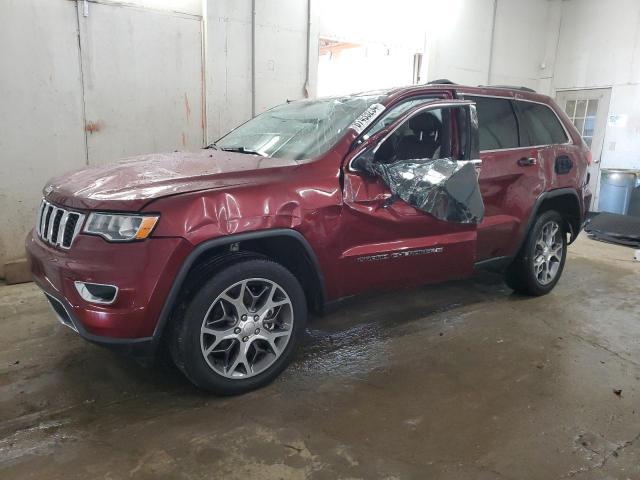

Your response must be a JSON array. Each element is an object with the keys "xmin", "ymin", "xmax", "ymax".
[
  {"xmin": 206, "ymin": 0, "xmax": 317, "ymax": 142},
  {"xmin": 0, "ymin": 0, "xmax": 87, "ymax": 279},
  {"xmin": 0, "ymin": 0, "xmax": 204, "ymax": 278},
  {"xmin": 79, "ymin": 3, "xmax": 204, "ymax": 166}
]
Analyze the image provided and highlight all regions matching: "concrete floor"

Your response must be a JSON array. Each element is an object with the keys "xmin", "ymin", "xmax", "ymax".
[{"xmin": 1, "ymin": 236, "xmax": 639, "ymax": 479}]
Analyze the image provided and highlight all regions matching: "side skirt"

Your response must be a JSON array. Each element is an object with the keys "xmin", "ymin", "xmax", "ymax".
[{"xmin": 474, "ymin": 256, "xmax": 511, "ymax": 273}]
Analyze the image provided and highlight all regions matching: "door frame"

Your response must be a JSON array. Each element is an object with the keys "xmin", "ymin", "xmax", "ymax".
[
  {"xmin": 337, "ymin": 100, "xmax": 482, "ymax": 296},
  {"xmin": 555, "ymin": 87, "xmax": 612, "ymax": 210}
]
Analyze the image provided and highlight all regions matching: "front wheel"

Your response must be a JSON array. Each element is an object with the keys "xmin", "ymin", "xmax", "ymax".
[
  {"xmin": 170, "ymin": 257, "xmax": 307, "ymax": 395},
  {"xmin": 505, "ymin": 210, "xmax": 567, "ymax": 296}
]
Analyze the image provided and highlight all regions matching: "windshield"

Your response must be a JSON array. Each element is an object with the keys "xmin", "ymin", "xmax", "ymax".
[{"xmin": 215, "ymin": 94, "xmax": 387, "ymax": 160}]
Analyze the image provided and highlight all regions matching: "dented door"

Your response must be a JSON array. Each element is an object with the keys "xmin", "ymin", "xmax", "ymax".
[{"xmin": 338, "ymin": 102, "xmax": 480, "ymax": 295}]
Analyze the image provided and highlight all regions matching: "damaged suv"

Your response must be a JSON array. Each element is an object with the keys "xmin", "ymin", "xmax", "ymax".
[{"xmin": 26, "ymin": 83, "xmax": 591, "ymax": 394}]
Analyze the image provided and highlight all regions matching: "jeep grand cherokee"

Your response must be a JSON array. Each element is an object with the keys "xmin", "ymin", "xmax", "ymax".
[{"xmin": 26, "ymin": 83, "xmax": 591, "ymax": 394}]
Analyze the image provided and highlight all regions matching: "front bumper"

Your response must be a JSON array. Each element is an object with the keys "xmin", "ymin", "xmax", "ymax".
[
  {"xmin": 26, "ymin": 228, "xmax": 192, "ymax": 350},
  {"xmin": 41, "ymin": 289, "xmax": 156, "ymax": 359}
]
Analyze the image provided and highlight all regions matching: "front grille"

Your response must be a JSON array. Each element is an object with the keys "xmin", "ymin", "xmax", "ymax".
[{"xmin": 36, "ymin": 199, "xmax": 85, "ymax": 249}]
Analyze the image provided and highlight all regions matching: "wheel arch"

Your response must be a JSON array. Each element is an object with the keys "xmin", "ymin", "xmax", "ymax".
[
  {"xmin": 152, "ymin": 229, "xmax": 326, "ymax": 343},
  {"xmin": 519, "ymin": 188, "xmax": 583, "ymax": 254},
  {"xmin": 534, "ymin": 189, "xmax": 583, "ymax": 242}
]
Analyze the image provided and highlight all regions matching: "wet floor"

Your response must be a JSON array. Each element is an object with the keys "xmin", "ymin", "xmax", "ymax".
[{"xmin": 1, "ymin": 236, "xmax": 639, "ymax": 479}]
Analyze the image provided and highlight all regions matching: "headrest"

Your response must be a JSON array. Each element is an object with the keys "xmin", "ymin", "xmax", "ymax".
[{"xmin": 409, "ymin": 112, "xmax": 442, "ymax": 133}]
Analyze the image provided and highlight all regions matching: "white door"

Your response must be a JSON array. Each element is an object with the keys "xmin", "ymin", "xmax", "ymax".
[
  {"xmin": 78, "ymin": 2, "xmax": 205, "ymax": 166},
  {"xmin": 556, "ymin": 88, "xmax": 612, "ymax": 210}
]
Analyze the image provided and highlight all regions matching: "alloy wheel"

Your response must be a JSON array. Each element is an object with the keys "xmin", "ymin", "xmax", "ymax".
[
  {"xmin": 533, "ymin": 220, "xmax": 564, "ymax": 285},
  {"xmin": 200, "ymin": 278, "xmax": 294, "ymax": 379}
]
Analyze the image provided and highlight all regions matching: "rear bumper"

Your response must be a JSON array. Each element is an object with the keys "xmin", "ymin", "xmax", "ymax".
[{"xmin": 26, "ymin": 228, "xmax": 192, "ymax": 350}]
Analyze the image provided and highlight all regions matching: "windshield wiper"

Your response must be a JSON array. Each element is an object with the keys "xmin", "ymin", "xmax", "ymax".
[{"xmin": 220, "ymin": 146, "xmax": 266, "ymax": 157}]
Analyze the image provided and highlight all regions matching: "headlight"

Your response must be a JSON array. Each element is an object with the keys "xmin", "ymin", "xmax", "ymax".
[{"xmin": 84, "ymin": 213, "xmax": 159, "ymax": 242}]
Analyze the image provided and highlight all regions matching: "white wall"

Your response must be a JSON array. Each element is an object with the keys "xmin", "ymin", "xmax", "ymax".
[
  {"xmin": 491, "ymin": 0, "xmax": 561, "ymax": 92},
  {"xmin": 427, "ymin": 0, "xmax": 558, "ymax": 90},
  {"xmin": 551, "ymin": 0, "xmax": 640, "ymax": 171},
  {"xmin": 206, "ymin": 0, "xmax": 315, "ymax": 141},
  {"xmin": 317, "ymin": 0, "xmax": 427, "ymax": 50},
  {"xmin": 0, "ymin": 0, "xmax": 204, "ymax": 278},
  {"xmin": 318, "ymin": 44, "xmax": 417, "ymax": 97},
  {"xmin": 426, "ymin": 0, "xmax": 495, "ymax": 85},
  {"xmin": 119, "ymin": 0, "xmax": 201, "ymax": 15},
  {"xmin": 317, "ymin": 0, "xmax": 556, "ymax": 93},
  {"xmin": 0, "ymin": 0, "xmax": 87, "ymax": 279},
  {"xmin": 552, "ymin": 0, "xmax": 640, "ymax": 90},
  {"xmin": 254, "ymin": 0, "xmax": 310, "ymax": 112},
  {"xmin": 79, "ymin": 3, "xmax": 204, "ymax": 166},
  {"xmin": 206, "ymin": 0, "xmax": 253, "ymax": 141}
]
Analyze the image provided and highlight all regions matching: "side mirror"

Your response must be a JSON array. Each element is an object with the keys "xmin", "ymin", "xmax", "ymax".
[{"xmin": 350, "ymin": 147, "xmax": 376, "ymax": 174}]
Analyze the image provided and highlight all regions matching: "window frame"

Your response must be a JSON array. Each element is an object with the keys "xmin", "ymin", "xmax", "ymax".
[
  {"xmin": 513, "ymin": 99, "xmax": 570, "ymax": 148},
  {"xmin": 348, "ymin": 100, "xmax": 478, "ymax": 172},
  {"xmin": 563, "ymin": 98, "xmax": 598, "ymax": 148},
  {"xmin": 351, "ymin": 93, "xmax": 450, "ymax": 150},
  {"xmin": 465, "ymin": 95, "xmax": 521, "ymax": 152},
  {"xmin": 459, "ymin": 93, "xmax": 573, "ymax": 153}
]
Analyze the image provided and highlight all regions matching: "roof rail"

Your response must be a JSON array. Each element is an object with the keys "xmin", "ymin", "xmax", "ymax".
[
  {"xmin": 479, "ymin": 84, "xmax": 536, "ymax": 93},
  {"xmin": 427, "ymin": 79, "xmax": 456, "ymax": 85}
]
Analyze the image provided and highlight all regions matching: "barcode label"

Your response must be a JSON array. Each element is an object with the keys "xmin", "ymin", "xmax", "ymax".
[{"xmin": 350, "ymin": 103, "xmax": 386, "ymax": 134}]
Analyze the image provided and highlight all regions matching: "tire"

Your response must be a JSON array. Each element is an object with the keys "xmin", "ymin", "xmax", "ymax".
[
  {"xmin": 505, "ymin": 210, "xmax": 567, "ymax": 296},
  {"xmin": 169, "ymin": 255, "xmax": 307, "ymax": 395}
]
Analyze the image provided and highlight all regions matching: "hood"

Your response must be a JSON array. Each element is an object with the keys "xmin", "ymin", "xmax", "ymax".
[{"xmin": 44, "ymin": 150, "xmax": 299, "ymax": 211}]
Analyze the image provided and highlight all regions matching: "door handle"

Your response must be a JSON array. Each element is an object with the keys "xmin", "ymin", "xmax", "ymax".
[{"xmin": 517, "ymin": 157, "xmax": 537, "ymax": 167}]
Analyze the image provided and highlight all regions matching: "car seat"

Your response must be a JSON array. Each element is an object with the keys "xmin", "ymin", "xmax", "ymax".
[{"xmin": 394, "ymin": 112, "xmax": 442, "ymax": 161}]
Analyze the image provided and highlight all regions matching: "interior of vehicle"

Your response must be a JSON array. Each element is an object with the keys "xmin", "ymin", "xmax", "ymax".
[{"xmin": 373, "ymin": 109, "xmax": 451, "ymax": 164}]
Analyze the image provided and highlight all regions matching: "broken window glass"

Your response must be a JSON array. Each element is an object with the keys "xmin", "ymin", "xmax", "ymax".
[
  {"xmin": 215, "ymin": 93, "xmax": 387, "ymax": 160},
  {"xmin": 363, "ymin": 157, "xmax": 484, "ymax": 224}
]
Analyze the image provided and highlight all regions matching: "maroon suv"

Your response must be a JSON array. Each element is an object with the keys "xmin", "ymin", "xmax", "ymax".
[{"xmin": 26, "ymin": 83, "xmax": 591, "ymax": 394}]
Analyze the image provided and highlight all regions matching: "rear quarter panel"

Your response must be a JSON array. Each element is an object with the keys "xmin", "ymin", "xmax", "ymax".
[{"xmin": 544, "ymin": 98, "xmax": 591, "ymax": 217}]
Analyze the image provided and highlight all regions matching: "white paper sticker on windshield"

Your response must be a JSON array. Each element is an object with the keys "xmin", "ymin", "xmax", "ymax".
[{"xmin": 349, "ymin": 103, "xmax": 386, "ymax": 134}]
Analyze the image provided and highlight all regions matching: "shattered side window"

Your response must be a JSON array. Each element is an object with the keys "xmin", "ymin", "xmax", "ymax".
[
  {"xmin": 368, "ymin": 159, "xmax": 484, "ymax": 223},
  {"xmin": 215, "ymin": 94, "xmax": 387, "ymax": 160},
  {"xmin": 359, "ymin": 106, "xmax": 484, "ymax": 224}
]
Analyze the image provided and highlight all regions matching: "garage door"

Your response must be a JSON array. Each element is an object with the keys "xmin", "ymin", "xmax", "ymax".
[{"xmin": 78, "ymin": 2, "xmax": 205, "ymax": 166}]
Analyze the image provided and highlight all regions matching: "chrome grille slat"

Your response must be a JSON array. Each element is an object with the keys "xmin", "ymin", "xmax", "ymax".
[
  {"xmin": 51, "ymin": 209, "xmax": 63, "ymax": 244},
  {"xmin": 46, "ymin": 207, "xmax": 57, "ymax": 241},
  {"xmin": 43, "ymin": 205, "xmax": 54, "ymax": 240},
  {"xmin": 56, "ymin": 211, "xmax": 69, "ymax": 245},
  {"xmin": 36, "ymin": 199, "xmax": 85, "ymax": 250},
  {"xmin": 39, "ymin": 203, "xmax": 47, "ymax": 236},
  {"xmin": 36, "ymin": 202, "xmax": 45, "ymax": 236}
]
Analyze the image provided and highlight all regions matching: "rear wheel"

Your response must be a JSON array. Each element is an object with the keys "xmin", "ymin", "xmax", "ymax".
[
  {"xmin": 505, "ymin": 210, "xmax": 567, "ymax": 296},
  {"xmin": 170, "ymin": 257, "xmax": 307, "ymax": 395}
]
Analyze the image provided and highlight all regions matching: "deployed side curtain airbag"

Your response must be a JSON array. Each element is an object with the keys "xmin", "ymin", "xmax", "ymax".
[{"xmin": 365, "ymin": 158, "xmax": 485, "ymax": 224}]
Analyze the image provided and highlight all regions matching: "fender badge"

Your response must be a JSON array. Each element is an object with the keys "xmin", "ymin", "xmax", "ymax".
[{"xmin": 356, "ymin": 247, "xmax": 444, "ymax": 263}]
